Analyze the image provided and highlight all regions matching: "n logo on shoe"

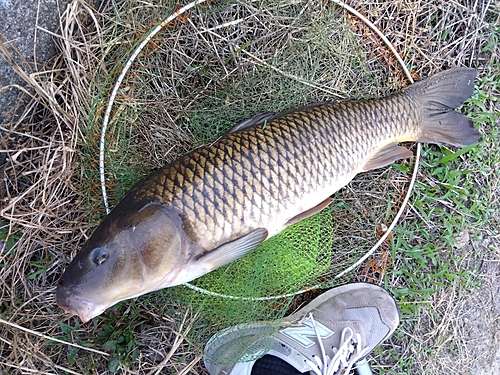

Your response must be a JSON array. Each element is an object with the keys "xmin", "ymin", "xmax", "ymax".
[{"xmin": 279, "ymin": 318, "xmax": 334, "ymax": 348}]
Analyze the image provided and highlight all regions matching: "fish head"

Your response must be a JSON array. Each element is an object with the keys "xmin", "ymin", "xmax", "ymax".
[{"xmin": 57, "ymin": 202, "xmax": 186, "ymax": 323}]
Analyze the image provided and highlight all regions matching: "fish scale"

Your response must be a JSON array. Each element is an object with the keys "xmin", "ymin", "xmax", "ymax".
[
  {"xmin": 131, "ymin": 94, "xmax": 413, "ymax": 248},
  {"xmin": 56, "ymin": 68, "xmax": 481, "ymax": 323}
]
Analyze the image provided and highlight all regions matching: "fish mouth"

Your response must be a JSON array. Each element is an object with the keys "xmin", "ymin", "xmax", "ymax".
[{"xmin": 57, "ymin": 285, "xmax": 106, "ymax": 323}]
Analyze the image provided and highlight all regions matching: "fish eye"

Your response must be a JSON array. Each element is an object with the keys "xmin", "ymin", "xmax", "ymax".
[{"xmin": 90, "ymin": 247, "xmax": 108, "ymax": 266}]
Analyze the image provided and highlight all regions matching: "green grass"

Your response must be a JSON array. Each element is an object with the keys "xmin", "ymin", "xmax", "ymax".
[
  {"xmin": 49, "ymin": 307, "xmax": 145, "ymax": 372},
  {"xmin": 0, "ymin": 223, "xmax": 21, "ymax": 258}
]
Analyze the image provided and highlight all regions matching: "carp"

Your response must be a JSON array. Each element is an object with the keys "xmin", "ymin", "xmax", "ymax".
[{"xmin": 57, "ymin": 68, "xmax": 480, "ymax": 322}]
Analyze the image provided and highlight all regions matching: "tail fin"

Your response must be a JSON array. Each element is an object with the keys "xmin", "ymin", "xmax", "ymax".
[{"xmin": 406, "ymin": 68, "xmax": 481, "ymax": 147}]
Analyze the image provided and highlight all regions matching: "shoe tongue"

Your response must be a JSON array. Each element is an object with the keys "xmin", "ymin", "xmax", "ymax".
[
  {"xmin": 271, "ymin": 319, "xmax": 366, "ymax": 373},
  {"xmin": 278, "ymin": 317, "xmax": 365, "ymax": 350}
]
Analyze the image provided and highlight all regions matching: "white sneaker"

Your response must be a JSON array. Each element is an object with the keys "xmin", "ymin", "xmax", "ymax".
[{"xmin": 204, "ymin": 283, "xmax": 400, "ymax": 375}]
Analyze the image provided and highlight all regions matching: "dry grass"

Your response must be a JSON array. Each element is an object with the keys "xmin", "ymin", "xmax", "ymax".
[{"xmin": 1, "ymin": 0, "xmax": 498, "ymax": 374}]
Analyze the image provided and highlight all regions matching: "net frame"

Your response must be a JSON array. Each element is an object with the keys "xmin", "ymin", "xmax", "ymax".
[{"xmin": 97, "ymin": 0, "xmax": 419, "ymax": 301}]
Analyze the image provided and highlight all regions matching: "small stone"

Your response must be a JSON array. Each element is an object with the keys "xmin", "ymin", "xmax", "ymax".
[{"xmin": 454, "ymin": 230, "xmax": 470, "ymax": 249}]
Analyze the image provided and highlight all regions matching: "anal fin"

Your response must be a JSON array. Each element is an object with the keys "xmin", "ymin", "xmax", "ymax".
[
  {"xmin": 363, "ymin": 144, "xmax": 413, "ymax": 171},
  {"xmin": 285, "ymin": 198, "xmax": 334, "ymax": 226}
]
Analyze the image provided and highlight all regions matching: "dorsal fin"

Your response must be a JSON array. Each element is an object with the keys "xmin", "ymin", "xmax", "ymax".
[{"xmin": 228, "ymin": 112, "xmax": 277, "ymax": 133}]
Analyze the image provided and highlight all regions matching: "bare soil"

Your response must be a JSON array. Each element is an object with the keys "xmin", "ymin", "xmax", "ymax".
[{"xmin": 420, "ymin": 233, "xmax": 500, "ymax": 374}]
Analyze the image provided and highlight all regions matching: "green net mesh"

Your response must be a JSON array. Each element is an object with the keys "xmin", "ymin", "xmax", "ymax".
[
  {"xmin": 85, "ymin": 0, "xmax": 409, "ymax": 365},
  {"xmin": 168, "ymin": 207, "xmax": 333, "ymax": 318}
]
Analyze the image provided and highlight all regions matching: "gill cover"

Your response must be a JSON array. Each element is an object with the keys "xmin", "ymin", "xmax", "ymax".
[{"xmin": 56, "ymin": 201, "xmax": 184, "ymax": 322}]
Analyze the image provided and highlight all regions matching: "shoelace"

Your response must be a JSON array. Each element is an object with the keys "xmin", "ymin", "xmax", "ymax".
[{"xmin": 305, "ymin": 313, "xmax": 370, "ymax": 375}]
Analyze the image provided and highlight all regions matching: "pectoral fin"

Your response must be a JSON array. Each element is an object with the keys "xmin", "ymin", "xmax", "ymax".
[
  {"xmin": 363, "ymin": 144, "xmax": 413, "ymax": 171},
  {"xmin": 285, "ymin": 198, "xmax": 334, "ymax": 226},
  {"xmin": 229, "ymin": 112, "xmax": 276, "ymax": 133},
  {"xmin": 195, "ymin": 228, "xmax": 268, "ymax": 269}
]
